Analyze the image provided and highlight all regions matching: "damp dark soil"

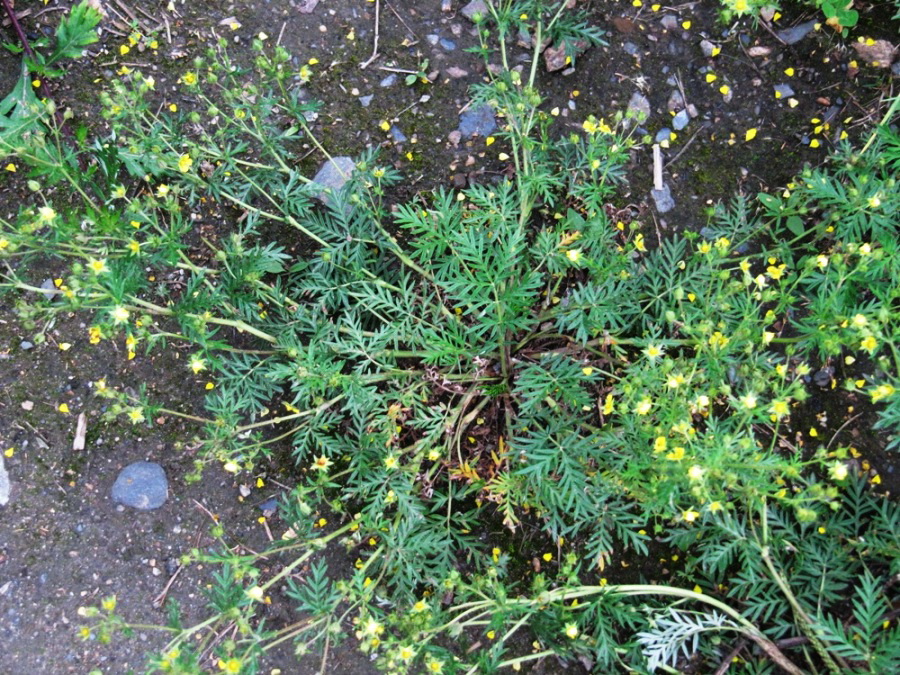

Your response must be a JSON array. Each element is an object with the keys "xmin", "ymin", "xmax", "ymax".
[{"xmin": 1, "ymin": 1, "xmax": 898, "ymax": 673}]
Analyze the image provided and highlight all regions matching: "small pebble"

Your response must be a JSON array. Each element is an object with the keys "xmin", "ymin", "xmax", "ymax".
[{"xmin": 672, "ymin": 110, "xmax": 690, "ymax": 131}]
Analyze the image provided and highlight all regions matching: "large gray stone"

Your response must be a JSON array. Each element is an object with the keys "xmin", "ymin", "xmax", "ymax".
[
  {"xmin": 458, "ymin": 105, "xmax": 496, "ymax": 138},
  {"xmin": 461, "ymin": 0, "xmax": 488, "ymax": 23},
  {"xmin": 776, "ymin": 20, "xmax": 817, "ymax": 46},
  {"xmin": 311, "ymin": 157, "xmax": 356, "ymax": 203},
  {"xmin": 111, "ymin": 461, "xmax": 168, "ymax": 510}
]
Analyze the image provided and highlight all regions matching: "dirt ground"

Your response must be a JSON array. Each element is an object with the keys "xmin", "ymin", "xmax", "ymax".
[{"xmin": 1, "ymin": 0, "xmax": 898, "ymax": 673}]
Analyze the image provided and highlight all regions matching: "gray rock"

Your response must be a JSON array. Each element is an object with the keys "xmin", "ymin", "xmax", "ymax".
[
  {"xmin": 667, "ymin": 90, "xmax": 684, "ymax": 113},
  {"xmin": 19, "ymin": 340, "xmax": 32, "ymax": 350},
  {"xmin": 111, "ymin": 461, "xmax": 168, "ymax": 510},
  {"xmin": 660, "ymin": 15, "xmax": 679, "ymax": 31},
  {"xmin": 440, "ymin": 38, "xmax": 457, "ymax": 51},
  {"xmin": 459, "ymin": 104, "xmax": 496, "ymax": 137},
  {"xmin": 700, "ymin": 39, "xmax": 716, "ymax": 57},
  {"xmin": 379, "ymin": 74, "xmax": 397, "ymax": 88},
  {"xmin": 651, "ymin": 184, "xmax": 675, "ymax": 213},
  {"xmin": 776, "ymin": 20, "xmax": 817, "ymax": 46},
  {"xmin": 426, "ymin": 34, "xmax": 439, "ymax": 46},
  {"xmin": 893, "ymin": 61, "xmax": 900, "ymax": 77},
  {"xmin": 39, "ymin": 278, "xmax": 60, "ymax": 299},
  {"xmin": 389, "ymin": 125, "xmax": 408, "ymax": 143},
  {"xmin": 774, "ymin": 84, "xmax": 795, "ymax": 99},
  {"xmin": 813, "ymin": 367, "xmax": 834, "ymax": 387},
  {"xmin": 655, "ymin": 128, "xmax": 673, "ymax": 143},
  {"xmin": 312, "ymin": 157, "xmax": 356, "ymax": 202},
  {"xmin": 0, "ymin": 454, "xmax": 10, "ymax": 506},
  {"xmin": 627, "ymin": 92, "xmax": 650, "ymax": 123},
  {"xmin": 461, "ymin": 0, "xmax": 488, "ymax": 23},
  {"xmin": 623, "ymin": 41, "xmax": 640, "ymax": 57},
  {"xmin": 258, "ymin": 497, "xmax": 278, "ymax": 513},
  {"xmin": 359, "ymin": 94, "xmax": 374, "ymax": 108},
  {"xmin": 672, "ymin": 109, "xmax": 690, "ymax": 131}
]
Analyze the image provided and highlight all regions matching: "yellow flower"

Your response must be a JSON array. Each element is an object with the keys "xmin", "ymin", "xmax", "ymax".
[
  {"xmin": 635, "ymin": 397, "xmax": 653, "ymax": 416},
  {"xmin": 566, "ymin": 249, "xmax": 582, "ymax": 263},
  {"xmin": 740, "ymin": 393, "xmax": 758, "ymax": 409},
  {"xmin": 384, "ymin": 454, "xmax": 399, "ymax": 470},
  {"xmin": 111, "ymin": 306, "xmax": 130, "ymax": 324},
  {"xmin": 128, "ymin": 240, "xmax": 141, "ymax": 255},
  {"xmin": 682, "ymin": 509, "xmax": 700, "ymax": 523},
  {"xmin": 870, "ymin": 384, "xmax": 895, "ymax": 403},
  {"xmin": 0, "ymin": 237, "xmax": 9, "ymax": 250},
  {"xmin": 867, "ymin": 195, "xmax": 881, "ymax": 209},
  {"xmin": 860, "ymin": 335, "xmax": 878, "ymax": 353},
  {"xmin": 666, "ymin": 373, "xmax": 685, "ymax": 389},
  {"xmin": 564, "ymin": 622, "xmax": 579, "ymax": 639},
  {"xmin": 88, "ymin": 259, "xmax": 108, "ymax": 274},
  {"xmin": 709, "ymin": 501, "xmax": 723, "ymax": 512},
  {"xmin": 766, "ymin": 264, "xmax": 787, "ymax": 280},
  {"xmin": 770, "ymin": 400, "xmax": 789, "ymax": 419},
  {"xmin": 688, "ymin": 465, "xmax": 705, "ymax": 480},
  {"xmin": 181, "ymin": 71, "xmax": 198, "ymax": 86},
  {"xmin": 128, "ymin": 408, "xmax": 145, "ymax": 424},
  {"xmin": 763, "ymin": 331, "xmax": 775, "ymax": 345},
  {"xmin": 665, "ymin": 446, "xmax": 686, "ymax": 461},
  {"xmin": 708, "ymin": 332, "xmax": 729, "ymax": 349},
  {"xmin": 312, "ymin": 455, "xmax": 333, "ymax": 471},
  {"xmin": 101, "ymin": 595, "xmax": 117, "ymax": 611},
  {"xmin": 246, "ymin": 586, "xmax": 264, "ymax": 602},
  {"xmin": 156, "ymin": 184, "xmax": 170, "ymax": 198},
  {"xmin": 177, "ymin": 154, "xmax": 193, "ymax": 173},
  {"xmin": 602, "ymin": 393, "xmax": 615, "ymax": 415},
  {"xmin": 829, "ymin": 463, "xmax": 848, "ymax": 481},
  {"xmin": 219, "ymin": 659, "xmax": 242, "ymax": 674},
  {"xmin": 427, "ymin": 660, "xmax": 444, "ymax": 674},
  {"xmin": 88, "ymin": 326, "xmax": 103, "ymax": 343},
  {"xmin": 852, "ymin": 314, "xmax": 867, "ymax": 328},
  {"xmin": 698, "ymin": 241, "xmax": 712, "ymax": 254},
  {"xmin": 653, "ymin": 436, "xmax": 667, "ymax": 453},
  {"xmin": 634, "ymin": 233, "xmax": 647, "ymax": 252},
  {"xmin": 644, "ymin": 344, "xmax": 664, "ymax": 360},
  {"xmin": 189, "ymin": 356, "xmax": 206, "ymax": 374},
  {"xmin": 398, "ymin": 646, "xmax": 415, "ymax": 661},
  {"xmin": 37, "ymin": 206, "xmax": 57, "ymax": 223}
]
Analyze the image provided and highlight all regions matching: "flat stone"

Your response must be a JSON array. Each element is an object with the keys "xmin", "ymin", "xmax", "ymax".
[
  {"xmin": 446, "ymin": 66, "xmax": 469, "ymax": 79},
  {"xmin": 359, "ymin": 94, "xmax": 374, "ymax": 108},
  {"xmin": 389, "ymin": 125, "xmax": 407, "ymax": 143},
  {"xmin": 461, "ymin": 0, "xmax": 488, "ymax": 23},
  {"xmin": 627, "ymin": 91, "xmax": 650, "ymax": 123},
  {"xmin": 543, "ymin": 40, "xmax": 588, "ymax": 72},
  {"xmin": 655, "ymin": 128, "xmax": 673, "ymax": 144},
  {"xmin": 111, "ymin": 462, "xmax": 168, "ymax": 510},
  {"xmin": 651, "ymin": 184, "xmax": 675, "ymax": 213},
  {"xmin": 776, "ymin": 20, "xmax": 817, "ymax": 46},
  {"xmin": 312, "ymin": 156, "xmax": 356, "ymax": 202},
  {"xmin": 774, "ymin": 84, "xmax": 795, "ymax": 99},
  {"xmin": 440, "ymin": 38, "xmax": 457, "ymax": 51},
  {"xmin": 379, "ymin": 74, "xmax": 397, "ymax": 88},
  {"xmin": 700, "ymin": 39, "xmax": 716, "ymax": 57},
  {"xmin": 458, "ymin": 104, "xmax": 496, "ymax": 137},
  {"xmin": 852, "ymin": 40, "xmax": 896, "ymax": 68},
  {"xmin": 667, "ymin": 90, "xmax": 684, "ymax": 113},
  {"xmin": 672, "ymin": 109, "xmax": 690, "ymax": 131}
]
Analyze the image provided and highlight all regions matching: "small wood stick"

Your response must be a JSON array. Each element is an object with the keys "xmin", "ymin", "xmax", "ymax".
[
  {"xmin": 652, "ymin": 144, "xmax": 664, "ymax": 191},
  {"xmin": 360, "ymin": 0, "xmax": 380, "ymax": 69}
]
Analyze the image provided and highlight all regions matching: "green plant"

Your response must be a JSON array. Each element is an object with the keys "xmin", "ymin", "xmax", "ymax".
[{"xmin": 2, "ymin": 1, "xmax": 899, "ymax": 673}]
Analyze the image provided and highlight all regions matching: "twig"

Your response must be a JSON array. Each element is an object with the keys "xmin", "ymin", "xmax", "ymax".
[
  {"xmin": 152, "ymin": 564, "xmax": 183, "ymax": 608},
  {"xmin": 825, "ymin": 412, "xmax": 863, "ymax": 451},
  {"xmin": 713, "ymin": 638, "xmax": 747, "ymax": 675},
  {"xmin": 384, "ymin": 1, "xmax": 418, "ymax": 42},
  {"xmin": 664, "ymin": 122, "xmax": 710, "ymax": 169},
  {"xmin": 360, "ymin": 0, "xmax": 380, "ymax": 69}
]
